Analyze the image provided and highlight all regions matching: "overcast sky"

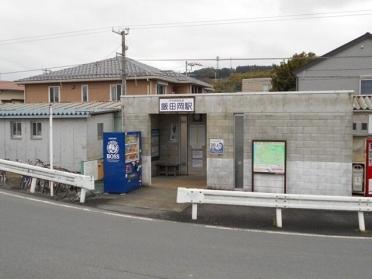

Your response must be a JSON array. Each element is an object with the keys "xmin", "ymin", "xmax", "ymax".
[{"xmin": 1, "ymin": 0, "xmax": 371, "ymax": 80}]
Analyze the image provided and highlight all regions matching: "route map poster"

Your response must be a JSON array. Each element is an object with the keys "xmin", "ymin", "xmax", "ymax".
[{"xmin": 253, "ymin": 141, "xmax": 286, "ymax": 174}]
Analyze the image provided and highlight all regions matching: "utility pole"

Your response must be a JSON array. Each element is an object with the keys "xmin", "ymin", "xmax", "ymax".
[
  {"xmin": 113, "ymin": 27, "xmax": 129, "ymax": 97},
  {"xmin": 214, "ymin": 56, "xmax": 220, "ymax": 81},
  {"xmin": 186, "ymin": 62, "xmax": 202, "ymax": 75},
  {"xmin": 185, "ymin": 60, "xmax": 188, "ymax": 76},
  {"xmin": 49, "ymin": 104, "xmax": 54, "ymax": 197},
  {"xmin": 112, "ymin": 27, "xmax": 129, "ymax": 132}
]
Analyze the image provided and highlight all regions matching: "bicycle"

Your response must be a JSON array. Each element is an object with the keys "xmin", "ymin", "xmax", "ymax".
[
  {"xmin": 20, "ymin": 175, "xmax": 32, "ymax": 190},
  {"xmin": 55, "ymin": 183, "xmax": 79, "ymax": 200},
  {"xmin": 0, "ymin": 170, "xmax": 6, "ymax": 186}
]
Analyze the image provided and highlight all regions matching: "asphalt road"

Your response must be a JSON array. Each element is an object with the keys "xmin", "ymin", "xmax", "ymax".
[{"xmin": 1, "ymin": 190, "xmax": 372, "ymax": 279}]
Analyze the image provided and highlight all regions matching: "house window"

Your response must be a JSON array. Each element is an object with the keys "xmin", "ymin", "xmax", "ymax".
[
  {"xmin": 157, "ymin": 83, "xmax": 166, "ymax": 95},
  {"xmin": 361, "ymin": 123, "xmax": 368, "ymax": 130},
  {"xmin": 353, "ymin": 122, "xmax": 357, "ymax": 130},
  {"xmin": 10, "ymin": 122, "xmax": 22, "ymax": 139},
  {"xmin": 97, "ymin": 123, "xmax": 104, "ymax": 140},
  {"xmin": 110, "ymin": 84, "xmax": 122, "ymax": 101},
  {"xmin": 31, "ymin": 122, "xmax": 42, "ymax": 139},
  {"xmin": 361, "ymin": 80, "xmax": 372, "ymax": 95},
  {"xmin": 49, "ymin": 86, "xmax": 60, "ymax": 103},
  {"xmin": 81, "ymin": 85, "xmax": 89, "ymax": 102}
]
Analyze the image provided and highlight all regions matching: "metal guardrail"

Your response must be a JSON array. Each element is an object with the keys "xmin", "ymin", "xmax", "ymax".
[
  {"xmin": 177, "ymin": 187, "xmax": 372, "ymax": 232},
  {"xmin": 0, "ymin": 159, "xmax": 94, "ymax": 203}
]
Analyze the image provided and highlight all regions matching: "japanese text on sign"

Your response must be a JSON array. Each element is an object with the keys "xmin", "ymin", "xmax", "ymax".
[{"xmin": 159, "ymin": 98, "xmax": 194, "ymax": 112}]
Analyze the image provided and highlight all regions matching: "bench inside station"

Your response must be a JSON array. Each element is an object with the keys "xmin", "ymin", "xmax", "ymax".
[{"xmin": 157, "ymin": 162, "xmax": 180, "ymax": 176}]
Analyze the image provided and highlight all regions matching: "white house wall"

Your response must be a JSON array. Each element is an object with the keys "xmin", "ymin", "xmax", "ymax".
[
  {"xmin": 86, "ymin": 113, "xmax": 115, "ymax": 161},
  {"xmin": 297, "ymin": 38, "xmax": 372, "ymax": 93},
  {"xmin": 0, "ymin": 118, "xmax": 88, "ymax": 171}
]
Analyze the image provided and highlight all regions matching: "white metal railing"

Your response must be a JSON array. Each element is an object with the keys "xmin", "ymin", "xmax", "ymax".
[
  {"xmin": 0, "ymin": 159, "xmax": 94, "ymax": 203},
  {"xmin": 177, "ymin": 187, "xmax": 372, "ymax": 232}
]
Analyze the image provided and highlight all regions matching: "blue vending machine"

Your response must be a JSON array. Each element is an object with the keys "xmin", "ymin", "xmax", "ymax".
[{"xmin": 103, "ymin": 132, "xmax": 142, "ymax": 193}]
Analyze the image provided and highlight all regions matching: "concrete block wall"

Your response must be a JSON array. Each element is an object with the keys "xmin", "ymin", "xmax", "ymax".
[
  {"xmin": 352, "ymin": 113, "xmax": 369, "ymax": 136},
  {"xmin": 123, "ymin": 113, "xmax": 152, "ymax": 185},
  {"xmin": 243, "ymin": 112, "xmax": 353, "ymax": 195},
  {"xmin": 206, "ymin": 158, "xmax": 234, "ymax": 189},
  {"xmin": 353, "ymin": 136, "xmax": 366, "ymax": 163},
  {"xmin": 254, "ymin": 173, "xmax": 284, "ymax": 193},
  {"xmin": 206, "ymin": 113, "xmax": 234, "ymax": 189},
  {"xmin": 87, "ymin": 114, "xmax": 115, "ymax": 161},
  {"xmin": 158, "ymin": 115, "xmax": 180, "ymax": 164}
]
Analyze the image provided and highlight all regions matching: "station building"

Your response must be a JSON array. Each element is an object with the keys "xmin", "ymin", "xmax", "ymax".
[{"xmin": 122, "ymin": 91, "xmax": 353, "ymax": 196}]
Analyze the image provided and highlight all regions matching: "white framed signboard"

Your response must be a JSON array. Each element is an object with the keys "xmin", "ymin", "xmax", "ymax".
[{"xmin": 159, "ymin": 97, "xmax": 194, "ymax": 113}]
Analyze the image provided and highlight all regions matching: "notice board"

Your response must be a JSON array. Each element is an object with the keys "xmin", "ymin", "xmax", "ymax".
[{"xmin": 252, "ymin": 140, "xmax": 286, "ymax": 174}]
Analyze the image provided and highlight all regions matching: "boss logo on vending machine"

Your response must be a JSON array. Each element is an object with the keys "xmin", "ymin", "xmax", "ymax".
[{"xmin": 106, "ymin": 140, "xmax": 120, "ymax": 162}]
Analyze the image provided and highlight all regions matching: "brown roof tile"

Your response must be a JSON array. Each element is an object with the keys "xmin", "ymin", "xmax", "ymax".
[{"xmin": 0, "ymin": 81, "xmax": 24, "ymax": 91}]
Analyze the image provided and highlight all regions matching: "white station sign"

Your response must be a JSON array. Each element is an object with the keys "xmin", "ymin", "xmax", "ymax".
[{"xmin": 159, "ymin": 98, "xmax": 194, "ymax": 113}]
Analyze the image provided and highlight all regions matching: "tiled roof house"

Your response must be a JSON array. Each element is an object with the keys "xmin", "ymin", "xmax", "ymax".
[
  {"xmin": 17, "ymin": 57, "xmax": 213, "ymax": 103},
  {"xmin": 0, "ymin": 81, "xmax": 24, "ymax": 104}
]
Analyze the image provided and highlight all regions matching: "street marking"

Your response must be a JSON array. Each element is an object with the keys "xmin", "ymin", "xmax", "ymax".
[
  {"xmin": 0, "ymin": 190, "xmax": 154, "ymax": 222},
  {"xmin": 1, "ymin": 189, "xmax": 371, "ymax": 240},
  {"xmin": 202, "ymin": 225, "xmax": 372, "ymax": 240}
]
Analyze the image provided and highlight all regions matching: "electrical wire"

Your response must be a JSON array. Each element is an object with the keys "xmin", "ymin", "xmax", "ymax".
[
  {"xmin": 129, "ymin": 10, "xmax": 372, "ymax": 30},
  {"xmin": 136, "ymin": 56, "xmax": 372, "ymax": 62},
  {"xmin": 2, "ymin": 55, "xmax": 372, "ymax": 76},
  {"xmin": 0, "ymin": 9, "xmax": 371, "ymax": 46}
]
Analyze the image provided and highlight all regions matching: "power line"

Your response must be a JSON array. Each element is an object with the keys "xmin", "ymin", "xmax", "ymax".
[
  {"xmin": 0, "ymin": 30, "xmax": 110, "ymax": 46},
  {"xmin": 0, "ymin": 9, "xmax": 371, "ymax": 46},
  {"xmin": 2, "ymin": 55, "xmax": 372, "ymax": 77},
  {"xmin": 129, "ymin": 10, "xmax": 372, "ymax": 30},
  {"xmin": 104, "ymin": 44, "xmax": 122, "ymax": 59},
  {"xmin": 306, "ymin": 67, "xmax": 372, "ymax": 72},
  {"xmin": 136, "ymin": 57, "xmax": 287, "ymax": 62},
  {"xmin": 136, "ymin": 56, "xmax": 372, "ymax": 62},
  {"xmin": 297, "ymin": 76, "xmax": 367, "ymax": 80},
  {"xmin": 0, "ymin": 63, "xmax": 83, "ymax": 75},
  {"xmin": 0, "ymin": 26, "xmax": 111, "ymax": 44}
]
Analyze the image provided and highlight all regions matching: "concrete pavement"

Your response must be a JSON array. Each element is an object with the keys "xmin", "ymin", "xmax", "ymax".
[
  {"xmin": 2, "ymin": 176, "xmax": 372, "ymax": 236},
  {"xmin": 1, "ymin": 190, "xmax": 372, "ymax": 279}
]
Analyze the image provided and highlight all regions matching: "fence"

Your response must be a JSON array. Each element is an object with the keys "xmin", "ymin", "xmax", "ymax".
[
  {"xmin": 0, "ymin": 159, "xmax": 94, "ymax": 203},
  {"xmin": 177, "ymin": 187, "xmax": 372, "ymax": 232}
]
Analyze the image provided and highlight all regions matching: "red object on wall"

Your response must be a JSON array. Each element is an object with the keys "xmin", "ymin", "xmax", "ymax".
[{"xmin": 365, "ymin": 138, "xmax": 372, "ymax": 196}]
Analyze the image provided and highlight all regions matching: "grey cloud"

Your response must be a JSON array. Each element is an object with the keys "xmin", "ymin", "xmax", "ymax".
[
  {"xmin": 278, "ymin": 0, "xmax": 370, "ymax": 12},
  {"xmin": 0, "ymin": 0, "xmax": 371, "ymax": 80}
]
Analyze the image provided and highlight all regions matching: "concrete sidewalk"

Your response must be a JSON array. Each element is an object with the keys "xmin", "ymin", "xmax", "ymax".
[{"xmin": 84, "ymin": 185, "xmax": 372, "ymax": 237}]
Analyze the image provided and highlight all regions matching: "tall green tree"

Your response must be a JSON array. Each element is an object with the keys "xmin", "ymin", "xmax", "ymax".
[{"xmin": 271, "ymin": 52, "xmax": 316, "ymax": 91}]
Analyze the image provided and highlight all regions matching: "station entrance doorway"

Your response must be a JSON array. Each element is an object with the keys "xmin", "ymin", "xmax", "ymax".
[{"xmin": 150, "ymin": 113, "xmax": 207, "ymax": 189}]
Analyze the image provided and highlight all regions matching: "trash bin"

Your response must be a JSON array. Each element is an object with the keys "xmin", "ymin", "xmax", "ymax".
[{"xmin": 352, "ymin": 164, "xmax": 364, "ymax": 194}]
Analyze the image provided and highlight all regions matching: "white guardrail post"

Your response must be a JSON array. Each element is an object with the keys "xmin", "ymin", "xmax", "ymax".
[
  {"xmin": 177, "ymin": 187, "xmax": 371, "ymax": 232},
  {"xmin": 0, "ymin": 159, "xmax": 94, "ymax": 203},
  {"xmin": 276, "ymin": 208, "xmax": 282, "ymax": 228},
  {"xmin": 358, "ymin": 212, "xmax": 365, "ymax": 232}
]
